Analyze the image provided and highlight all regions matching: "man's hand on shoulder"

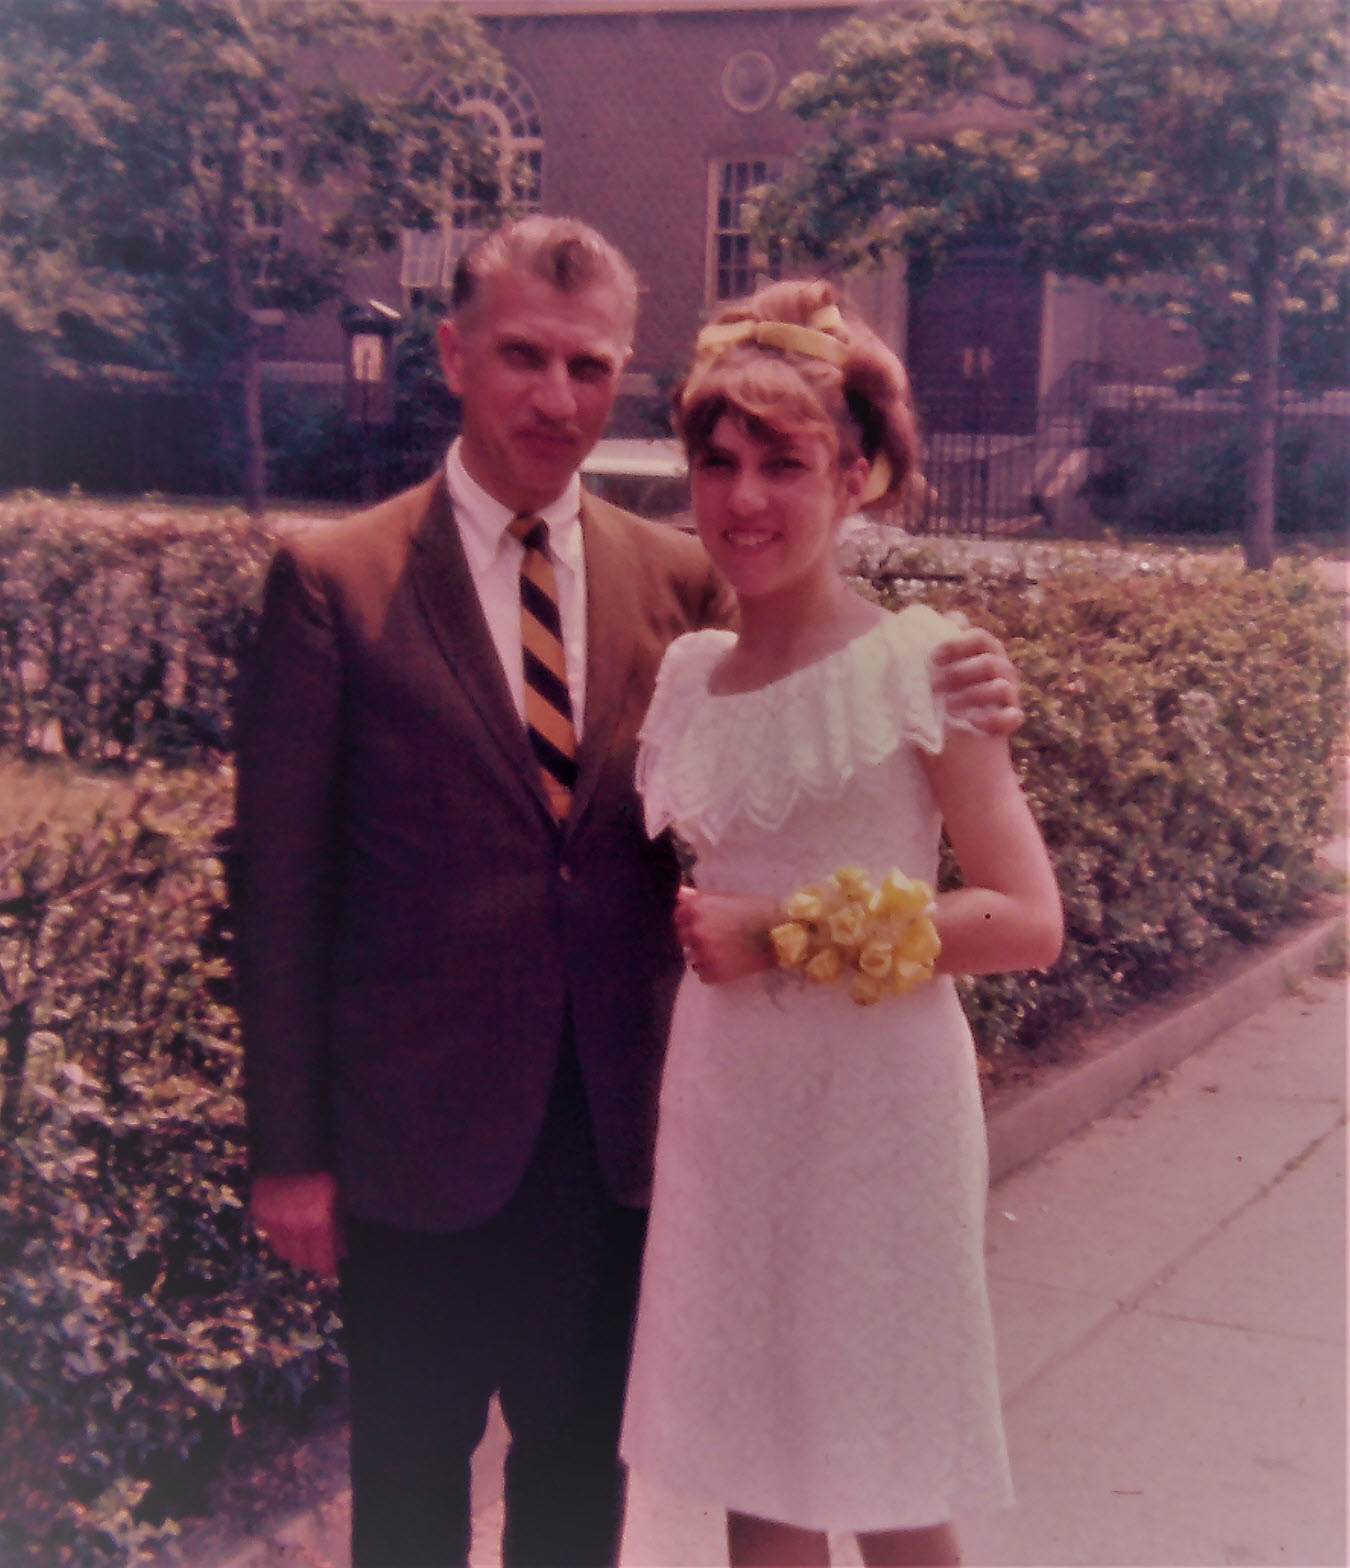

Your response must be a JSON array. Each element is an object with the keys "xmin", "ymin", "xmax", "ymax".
[
  {"xmin": 251, "ymin": 1171, "xmax": 343, "ymax": 1278},
  {"xmin": 932, "ymin": 621, "xmax": 1023, "ymax": 737}
]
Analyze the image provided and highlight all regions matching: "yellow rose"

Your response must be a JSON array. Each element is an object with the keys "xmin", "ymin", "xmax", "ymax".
[
  {"xmin": 875, "ymin": 869, "xmax": 933, "ymax": 920},
  {"xmin": 891, "ymin": 958, "xmax": 932, "ymax": 995},
  {"xmin": 858, "ymin": 938, "xmax": 894, "ymax": 978},
  {"xmin": 782, "ymin": 889, "xmax": 826, "ymax": 923},
  {"xmin": 896, "ymin": 917, "xmax": 942, "ymax": 966},
  {"xmin": 804, "ymin": 947, "xmax": 843, "ymax": 985},
  {"xmin": 851, "ymin": 970, "xmax": 887, "ymax": 1005},
  {"xmin": 827, "ymin": 903, "xmax": 868, "ymax": 948},
  {"xmin": 832, "ymin": 865, "xmax": 872, "ymax": 899},
  {"xmin": 770, "ymin": 921, "xmax": 810, "ymax": 967}
]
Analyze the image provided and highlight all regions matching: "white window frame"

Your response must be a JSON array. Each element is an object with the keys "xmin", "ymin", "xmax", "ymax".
[{"xmin": 706, "ymin": 157, "xmax": 782, "ymax": 306}]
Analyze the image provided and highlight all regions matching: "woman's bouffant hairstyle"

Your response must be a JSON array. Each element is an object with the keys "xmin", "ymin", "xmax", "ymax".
[{"xmin": 675, "ymin": 279, "xmax": 919, "ymax": 508}]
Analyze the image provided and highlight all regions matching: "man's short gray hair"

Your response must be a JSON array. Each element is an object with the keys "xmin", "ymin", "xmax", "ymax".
[{"xmin": 450, "ymin": 216, "xmax": 639, "ymax": 339}]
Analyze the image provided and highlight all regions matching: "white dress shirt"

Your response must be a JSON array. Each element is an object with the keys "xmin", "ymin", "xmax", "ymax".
[{"xmin": 444, "ymin": 440, "xmax": 589, "ymax": 736}]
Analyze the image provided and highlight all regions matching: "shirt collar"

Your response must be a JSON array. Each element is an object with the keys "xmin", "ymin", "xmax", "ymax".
[{"xmin": 445, "ymin": 440, "xmax": 584, "ymax": 574}]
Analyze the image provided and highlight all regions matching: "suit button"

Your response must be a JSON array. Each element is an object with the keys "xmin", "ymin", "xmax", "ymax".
[{"xmin": 559, "ymin": 863, "xmax": 573, "ymax": 882}]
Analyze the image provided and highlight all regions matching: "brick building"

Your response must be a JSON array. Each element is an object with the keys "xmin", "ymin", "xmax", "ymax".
[
  {"xmin": 276, "ymin": 0, "xmax": 1192, "ymax": 438},
  {"xmin": 1, "ymin": 0, "xmax": 1210, "ymax": 506}
]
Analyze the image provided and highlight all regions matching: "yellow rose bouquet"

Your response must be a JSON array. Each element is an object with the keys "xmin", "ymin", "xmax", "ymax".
[{"xmin": 768, "ymin": 867, "xmax": 941, "ymax": 1006}]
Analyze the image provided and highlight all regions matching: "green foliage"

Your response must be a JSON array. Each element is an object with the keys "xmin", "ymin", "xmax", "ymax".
[
  {"xmin": 389, "ymin": 297, "xmax": 464, "ymax": 483},
  {"xmin": 0, "ymin": 0, "xmax": 504, "ymax": 510},
  {"xmin": 0, "ymin": 765, "xmax": 342, "ymax": 1566},
  {"xmin": 0, "ymin": 0, "xmax": 502, "ymax": 371},
  {"xmin": 257, "ymin": 384, "xmax": 369, "ymax": 502},
  {"xmin": 1089, "ymin": 422, "xmax": 1350, "ymax": 538},
  {"xmin": 762, "ymin": 0, "xmax": 1349, "ymax": 377},
  {"xmin": 0, "ymin": 494, "xmax": 272, "ymax": 764},
  {"xmin": 756, "ymin": 0, "xmax": 1038, "ymax": 281},
  {"xmin": 758, "ymin": 0, "xmax": 1350, "ymax": 564},
  {"xmin": 1024, "ymin": 0, "xmax": 1350, "ymax": 397},
  {"xmin": 861, "ymin": 546, "xmax": 1347, "ymax": 1055},
  {"xmin": 262, "ymin": 301, "xmax": 460, "ymax": 501}
]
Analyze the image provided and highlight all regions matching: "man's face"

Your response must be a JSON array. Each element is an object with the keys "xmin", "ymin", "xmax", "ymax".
[{"xmin": 438, "ymin": 268, "xmax": 633, "ymax": 515}]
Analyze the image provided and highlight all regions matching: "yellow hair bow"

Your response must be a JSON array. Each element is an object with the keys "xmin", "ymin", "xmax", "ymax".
[
  {"xmin": 688, "ymin": 304, "xmax": 850, "ymax": 377},
  {"xmin": 856, "ymin": 449, "xmax": 893, "ymax": 508}
]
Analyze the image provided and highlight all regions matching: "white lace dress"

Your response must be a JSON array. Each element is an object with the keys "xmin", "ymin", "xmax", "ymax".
[{"xmin": 620, "ymin": 605, "xmax": 1014, "ymax": 1533}]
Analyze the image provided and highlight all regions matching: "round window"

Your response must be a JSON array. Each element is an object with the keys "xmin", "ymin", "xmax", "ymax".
[{"xmin": 721, "ymin": 51, "xmax": 778, "ymax": 115}]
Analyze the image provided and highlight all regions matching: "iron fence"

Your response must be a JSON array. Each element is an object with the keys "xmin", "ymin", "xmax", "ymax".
[{"xmin": 908, "ymin": 364, "xmax": 1348, "ymax": 537}]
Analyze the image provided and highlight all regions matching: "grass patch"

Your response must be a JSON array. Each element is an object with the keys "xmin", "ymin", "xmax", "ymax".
[{"xmin": 0, "ymin": 756, "xmax": 137, "ymax": 834}]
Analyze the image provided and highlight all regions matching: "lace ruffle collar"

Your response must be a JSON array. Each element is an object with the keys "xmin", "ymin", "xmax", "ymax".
[{"xmin": 636, "ymin": 604, "xmax": 957, "ymax": 845}]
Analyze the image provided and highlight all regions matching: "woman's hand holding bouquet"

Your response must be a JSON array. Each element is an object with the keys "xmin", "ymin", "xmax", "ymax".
[
  {"xmin": 675, "ymin": 867, "xmax": 940, "ymax": 1006},
  {"xmin": 770, "ymin": 867, "xmax": 940, "ymax": 1006}
]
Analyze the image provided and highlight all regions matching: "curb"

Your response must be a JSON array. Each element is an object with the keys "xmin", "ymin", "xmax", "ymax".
[{"xmin": 986, "ymin": 909, "xmax": 1346, "ymax": 1186}]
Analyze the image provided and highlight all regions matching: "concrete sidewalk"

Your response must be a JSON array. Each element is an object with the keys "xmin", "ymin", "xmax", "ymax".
[{"xmin": 618, "ymin": 973, "xmax": 1348, "ymax": 1568}]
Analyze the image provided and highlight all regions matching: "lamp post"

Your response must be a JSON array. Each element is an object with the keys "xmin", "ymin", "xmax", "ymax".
[{"xmin": 341, "ymin": 299, "xmax": 400, "ymax": 502}]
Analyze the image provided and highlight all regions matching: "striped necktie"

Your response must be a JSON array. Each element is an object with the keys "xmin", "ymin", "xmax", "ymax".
[{"xmin": 508, "ymin": 514, "xmax": 578, "ymax": 822}]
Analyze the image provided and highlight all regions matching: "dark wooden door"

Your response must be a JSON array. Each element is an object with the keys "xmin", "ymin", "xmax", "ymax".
[{"xmin": 907, "ymin": 246, "xmax": 1043, "ymax": 435}]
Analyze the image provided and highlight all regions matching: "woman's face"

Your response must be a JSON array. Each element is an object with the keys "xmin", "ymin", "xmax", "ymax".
[{"xmin": 690, "ymin": 413, "xmax": 867, "ymax": 604}]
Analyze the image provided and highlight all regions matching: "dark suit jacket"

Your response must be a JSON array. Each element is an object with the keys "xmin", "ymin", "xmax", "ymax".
[{"xmin": 233, "ymin": 474, "xmax": 731, "ymax": 1232}]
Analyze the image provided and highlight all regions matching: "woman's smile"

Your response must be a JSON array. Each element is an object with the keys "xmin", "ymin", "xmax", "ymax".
[{"xmin": 721, "ymin": 527, "xmax": 779, "ymax": 551}]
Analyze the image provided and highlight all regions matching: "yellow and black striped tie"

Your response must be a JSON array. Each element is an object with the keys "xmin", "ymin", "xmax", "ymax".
[{"xmin": 509, "ymin": 514, "xmax": 578, "ymax": 822}]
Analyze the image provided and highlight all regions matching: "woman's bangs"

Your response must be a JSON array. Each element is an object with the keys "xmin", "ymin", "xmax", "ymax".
[{"xmin": 683, "ymin": 355, "xmax": 837, "ymax": 455}]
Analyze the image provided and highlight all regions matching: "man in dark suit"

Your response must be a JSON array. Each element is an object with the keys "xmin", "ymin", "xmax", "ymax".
[{"xmin": 233, "ymin": 216, "xmax": 1022, "ymax": 1568}]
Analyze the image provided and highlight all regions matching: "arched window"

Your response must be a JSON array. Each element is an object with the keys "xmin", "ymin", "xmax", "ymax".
[{"xmin": 402, "ymin": 68, "xmax": 544, "ymax": 296}]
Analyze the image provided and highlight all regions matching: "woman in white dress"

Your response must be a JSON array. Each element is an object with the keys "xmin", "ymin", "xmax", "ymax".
[{"xmin": 620, "ymin": 279, "xmax": 1064, "ymax": 1568}]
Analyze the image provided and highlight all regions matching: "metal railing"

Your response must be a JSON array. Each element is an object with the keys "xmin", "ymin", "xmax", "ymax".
[
  {"xmin": 906, "ymin": 362, "xmax": 1348, "ymax": 537},
  {"xmin": 911, "ymin": 430, "xmax": 1044, "ymax": 536},
  {"xmin": 907, "ymin": 361, "xmax": 1113, "ymax": 536}
]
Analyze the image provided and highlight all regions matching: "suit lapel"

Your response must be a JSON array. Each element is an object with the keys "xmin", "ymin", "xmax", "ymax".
[
  {"xmin": 408, "ymin": 476, "xmax": 552, "ymax": 822},
  {"xmin": 567, "ymin": 495, "xmax": 638, "ymax": 836}
]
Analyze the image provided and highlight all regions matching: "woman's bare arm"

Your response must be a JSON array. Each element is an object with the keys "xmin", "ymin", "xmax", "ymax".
[{"xmin": 921, "ymin": 728, "xmax": 1063, "ymax": 975}]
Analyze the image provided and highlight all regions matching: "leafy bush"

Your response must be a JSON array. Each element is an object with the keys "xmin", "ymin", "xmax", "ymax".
[
  {"xmin": 260, "ymin": 383, "xmax": 372, "ymax": 502},
  {"xmin": 1088, "ymin": 418, "xmax": 1350, "ymax": 537},
  {"xmin": 3, "ymin": 497, "xmax": 1343, "ymax": 1054},
  {"xmin": 0, "ymin": 766, "xmax": 342, "ymax": 1566},
  {"xmin": 260, "ymin": 303, "xmax": 459, "ymax": 504},
  {"xmin": 859, "ymin": 541, "xmax": 1346, "ymax": 1058},
  {"xmin": 0, "ymin": 494, "xmax": 272, "ymax": 764},
  {"xmin": 0, "ymin": 500, "xmax": 1344, "ymax": 1563}
]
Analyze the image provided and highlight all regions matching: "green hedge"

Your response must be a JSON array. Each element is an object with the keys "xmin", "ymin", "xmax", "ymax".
[
  {"xmin": 861, "ymin": 540, "xmax": 1346, "ymax": 1064},
  {"xmin": 0, "ymin": 494, "xmax": 272, "ymax": 765},
  {"xmin": 0, "ymin": 765, "xmax": 342, "ymax": 1566},
  {"xmin": 1, "ymin": 493, "xmax": 1344, "ymax": 1053},
  {"xmin": 0, "ymin": 497, "xmax": 1344, "ymax": 1563},
  {"xmin": 0, "ymin": 492, "xmax": 1343, "ymax": 1064},
  {"xmin": 1086, "ymin": 417, "xmax": 1350, "ymax": 538}
]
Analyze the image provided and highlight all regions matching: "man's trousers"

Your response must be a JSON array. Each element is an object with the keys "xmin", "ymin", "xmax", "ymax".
[{"xmin": 339, "ymin": 1039, "xmax": 648, "ymax": 1568}]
